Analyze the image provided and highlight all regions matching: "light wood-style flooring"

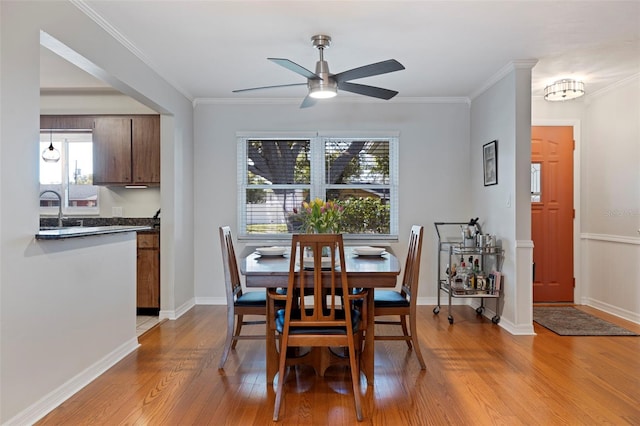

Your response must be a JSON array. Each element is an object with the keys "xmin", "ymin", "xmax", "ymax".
[{"xmin": 37, "ymin": 305, "xmax": 640, "ymax": 425}]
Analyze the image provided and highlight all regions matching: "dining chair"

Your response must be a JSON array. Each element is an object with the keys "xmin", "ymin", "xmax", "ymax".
[
  {"xmin": 373, "ymin": 225, "xmax": 426, "ymax": 369},
  {"xmin": 218, "ymin": 226, "xmax": 267, "ymax": 369},
  {"xmin": 271, "ymin": 233, "xmax": 367, "ymax": 421}
]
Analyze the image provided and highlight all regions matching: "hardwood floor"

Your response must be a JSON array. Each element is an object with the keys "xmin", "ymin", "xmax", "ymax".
[{"xmin": 37, "ymin": 305, "xmax": 640, "ymax": 425}]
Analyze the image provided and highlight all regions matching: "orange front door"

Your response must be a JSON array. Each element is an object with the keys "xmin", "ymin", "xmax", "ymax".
[{"xmin": 531, "ymin": 126, "xmax": 574, "ymax": 302}]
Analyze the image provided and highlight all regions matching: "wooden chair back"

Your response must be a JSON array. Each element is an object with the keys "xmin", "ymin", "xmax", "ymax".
[
  {"xmin": 373, "ymin": 224, "xmax": 426, "ymax": 369},
  {"xmin": 219, "ymin": 226, "xmax": 242, "ymax": 306},
  {"xmin": 274, "ymin": 233, "xmax": 364, "ymax": 420},
  {"xmin": 400, "ymin": 225, "xmax": 424, "ymax": 303},
  {"xmin": 285, "ymin": 233, "xmax": 350, "ymax": 329},
  {"xmin": 218, "ymin": 226, "xmax": 266, "ymax": 369}
]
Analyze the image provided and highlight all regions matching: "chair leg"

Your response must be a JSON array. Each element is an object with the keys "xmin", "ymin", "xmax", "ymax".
[
  {"xmin": 348, "ymin": 335, "xmax": 363, "ymax": 421},
  {"xmin": 400, "ymin": 315, "xmax": 412, "ymax": 349},
  {"xmin": 400, "ymin": 315, "xmax": 411, "ymax": 349},
  {"xmin": 218, "ymin": 308, "xmax": 236, "ymax": 369},
  {"xmin": 409, "ymin": 315, "xmax": 426, "ymax": 370},
  {"xmin": 273, "ymin": 334, "xmax": 289, "ymax": 421},
  {"xmin": 231, "ymin": 314, "xmax": 243, "ymax": 349}
]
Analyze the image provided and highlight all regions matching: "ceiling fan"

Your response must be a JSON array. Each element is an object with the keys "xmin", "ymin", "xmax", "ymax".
[{"xmin": 232, "ymin": 35, "xmax": 405, "ymax": 108}]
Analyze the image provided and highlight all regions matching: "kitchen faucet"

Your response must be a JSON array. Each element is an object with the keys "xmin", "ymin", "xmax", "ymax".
[{"xmin": 39, "ymin": 190, "xmax": 63, "ymax": 227}]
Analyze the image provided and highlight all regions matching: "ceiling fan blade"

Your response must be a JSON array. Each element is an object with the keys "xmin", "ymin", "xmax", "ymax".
[
  {"xmin": 268, "ymin": 58, "xmax": 320, "ymax": 80},
  {"xmin": 232, "ymin": 83, "xmax": 307, "ymax": 93},
  {"xmin": 300, "ymin": 95, "xmax": 318, "ymax": 109},
  {"xmin": 337, "ymin": 81, "xmax": 399, "ymax": 100},
  {"xmin": 333, "ymin": 59, "xmax": 405, "ymax": 83}
]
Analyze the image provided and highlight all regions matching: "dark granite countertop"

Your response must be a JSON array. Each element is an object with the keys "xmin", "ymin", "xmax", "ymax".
[
  {"xmin": 36, "ymin": 225, "xmax": 152, "ymax": 240},
  {"xmin": 39, "ymin": 217, "xmax": 160, "ymax": 229}
]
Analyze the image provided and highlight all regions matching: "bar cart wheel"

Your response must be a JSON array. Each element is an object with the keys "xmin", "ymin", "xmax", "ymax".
[
  {"xmin": 491, "ymin": 315, "xmax": 500, "ymax": 324},
  {"xmin": 476, "ymin": 306, "xmax": 485, "ymax": 315},
  {"xmin": 448, "ymin": 315, "xmax": 454, "ymax": 324},
  {"xmin": 433, "ymin": 306, "xmax": 440, "ymax": 314}
]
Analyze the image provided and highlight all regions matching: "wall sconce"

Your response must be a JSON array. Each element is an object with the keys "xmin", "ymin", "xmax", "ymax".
[{"xmin": 544, "ymin": 79, "xmax": 585, "ymax": 101}]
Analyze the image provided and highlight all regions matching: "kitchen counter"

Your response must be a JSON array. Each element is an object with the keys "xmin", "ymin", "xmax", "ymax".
[{"xmin": 36, "ymin": 225, "xmax": 152, "ymax": 240}]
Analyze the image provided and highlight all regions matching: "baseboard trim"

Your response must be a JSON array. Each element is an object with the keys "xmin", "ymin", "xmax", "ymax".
[
  {"xmin": 159, "ymin": 298, "xmax": 195, "ymax": 320},
  {"xmin": 417, "ymin": 297, "xmax": 535, "ymax": 335},
  {"xmin": 4, "ymin": 338, "xmax": 140, "ymax": 426},
  {"xmin": 583, "ymin": 298, "xmax": 640, "ymax": 325}
]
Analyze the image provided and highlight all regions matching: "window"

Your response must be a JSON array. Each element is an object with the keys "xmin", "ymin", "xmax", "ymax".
[
  {"xmin": 237, "ymin": 134, "xmax": 398, "ymax": 239},
  {"xmin": 531, "ymin": 163, "xmax": 541, "ymax": 202},
  {"xmin": 39, "ymin": 131, "xmax": 99, "ymax": 215}
]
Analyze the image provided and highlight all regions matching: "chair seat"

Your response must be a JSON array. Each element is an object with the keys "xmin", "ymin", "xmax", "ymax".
[
  {"xmin": 374, "ymin": 290, "xmax": 410, "ymax": 308},
  {"xmin": 276, "ymin": 308, "xmax": 361, "ymax": 334},
  {"xmin": 235, "ymin": 290, "xmax": 267, "ymax": 307}
]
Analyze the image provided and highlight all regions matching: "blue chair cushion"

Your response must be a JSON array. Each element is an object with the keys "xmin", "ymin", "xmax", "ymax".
[
  {"xmin": 275, "ymin": 308, "xmax": 361, "ymax": 334},
  {"xmin": 374, "ymin": 290, "xmax": 410, "ymax": 308},
  {"xmin": 235, "ymin": 290, "xmax": 267, "ymax": 307}
]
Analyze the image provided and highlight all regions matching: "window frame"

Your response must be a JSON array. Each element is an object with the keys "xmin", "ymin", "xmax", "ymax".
[
  {"xmin": 237, "ymin": 132, "xmax": 399, "ymax": 241},
  {"xmin": 39, "ymin": 131, "xmax": 99, "ymax": 216}
]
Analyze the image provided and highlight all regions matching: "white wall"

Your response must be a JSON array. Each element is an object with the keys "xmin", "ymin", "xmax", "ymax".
[
  {"xmin": 582, "ymin": 76, "xmax": 639, "ymax": 237},
  {"xmin": 0, "ymin": 2, "xmax": 194, "ymax": 423},
  {"xmin": 98, "ymin": 187, "xmax": 161, "ymax": 218},
  {"xmin": 470, "ymin": 62, "xmax": 536, "ymax": 334},
  {"xmin": 193, "ymin": 100, "xmax": 471, "ymax": 303},
  {"xmin": 532, "ymin": 74, "xmax": 640, "ymax": 324},
  {"xmin": 581, "ymin": 75, "xmax": 639, "ymax": 321}
]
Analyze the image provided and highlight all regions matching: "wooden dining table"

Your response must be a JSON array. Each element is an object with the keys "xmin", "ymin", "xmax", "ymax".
[{"xmin": 240, "ymin": 245, "xmax": 401, "ymax": 384}]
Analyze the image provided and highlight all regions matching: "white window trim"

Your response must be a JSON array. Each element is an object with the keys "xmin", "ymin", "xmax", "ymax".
[
  {"xmin": 39, "ymin": 134, "xmax": 99, "ymax": 216},
  {"xmin": 237, "ymin": 133, "xmax": 399, "ymax": 241}
]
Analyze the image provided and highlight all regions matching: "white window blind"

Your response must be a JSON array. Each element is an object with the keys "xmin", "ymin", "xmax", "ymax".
[{"xmin": 237, "ymin": 134, "xmax": 398, "ymax": 240}]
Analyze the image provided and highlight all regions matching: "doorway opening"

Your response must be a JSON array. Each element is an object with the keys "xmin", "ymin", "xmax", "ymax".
[{"xmin": 531, "ymin": 125, "xmax": 579, "ymax": 303}]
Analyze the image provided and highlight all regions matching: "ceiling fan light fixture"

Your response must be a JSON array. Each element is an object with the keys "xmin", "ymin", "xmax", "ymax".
[
  {"xmin": 544, "ymin": 79, "xmax": 585, "ymax": 101},
  {"xmin": 308, "ymin": 79, "xmax": 337, "ymax": 99},
  {"xmin": 309, "ymin": 87, "xmax": 337, "ymax": 99},
  {"xmin": 233, "ymin": 34, "xmax": 404, "ymax": 108}
]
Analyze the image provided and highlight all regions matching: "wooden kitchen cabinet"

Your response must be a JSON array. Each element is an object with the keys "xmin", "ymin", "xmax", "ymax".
[
  {"xmin": 92, "ymin": 115, "xmax": 160, "ymax": 185},
  {"xmin": 132, "ymin": 115, "xmax": 160, "ymax": 184},
  {"xmin": 41, "ymin": 115, "xmax": 95, "ymax": 130},
  {"xmin": 137, "ymin": 231, "xmax": 160, "ymax": 311},
  {"xmin": 93, "ymin": 117, "xmax": 132, "ymax": 184}
]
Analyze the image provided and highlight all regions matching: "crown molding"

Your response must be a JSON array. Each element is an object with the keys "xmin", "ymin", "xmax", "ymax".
[
  {"xmin": 71, "ymin": 0, "xmax": 194, "ymax": 102},
  {"xmin": 40, "ymin": 87, "xmax": 123, "ymax": 96},
  {"xmin": 587, "ymin": 72, "xmax": 640, "ymax": 100},
  {"xmin": 469, "ymin": 59, "xmax": 538, "ymax": 101},
  {"xmin": 193, "ymin": 96, "xmax": 470, "ymax": 107}
]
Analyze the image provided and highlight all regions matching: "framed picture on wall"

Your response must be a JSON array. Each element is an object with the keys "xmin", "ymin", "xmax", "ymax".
[{"xmin": 483, "ymin": 140, "xmax": 498, "ymax": 186}]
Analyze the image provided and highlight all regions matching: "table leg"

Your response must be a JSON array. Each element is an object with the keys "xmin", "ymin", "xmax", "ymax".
[{"xmin": 361, "ymin": 289, "xmax": 375, "ymax": 382}]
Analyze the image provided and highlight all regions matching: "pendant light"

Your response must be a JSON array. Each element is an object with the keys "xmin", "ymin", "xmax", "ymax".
[{"xmin": 41, "ymin": 132, "xmax": 60, "ymax": 163}]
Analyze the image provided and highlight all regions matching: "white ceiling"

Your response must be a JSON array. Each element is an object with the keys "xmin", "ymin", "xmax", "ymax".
[{"xmin": 41, "ymin": 1, "xmax": 640, "ymax": 103}]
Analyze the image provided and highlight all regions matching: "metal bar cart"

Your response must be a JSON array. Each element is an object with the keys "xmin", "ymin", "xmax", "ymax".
[{"xmin": 433, "ymin": 221, "xmax": 504, "ymax": 324}]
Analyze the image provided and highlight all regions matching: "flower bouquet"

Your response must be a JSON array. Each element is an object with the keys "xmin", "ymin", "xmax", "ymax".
[
  {"xmin": 295, "ymin": 198, "xmax": 343, "ymax": 234},
  {"xmin": 293, "ymin": 198, "xmax": 343, "ymax": 260}
]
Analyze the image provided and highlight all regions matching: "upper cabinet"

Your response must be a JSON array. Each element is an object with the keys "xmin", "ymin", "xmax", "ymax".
[
  {"xmin": 132, "ymin": 116, "xmax": 160, "ymax": 184},
  {"xmin": 41, "ymin": 115, "xmax": 160, "ymax": 186},
  {"xmin": 93, "ymin": 115, "xmax": 160, "ymax": 186},
  {"xmin": 92, "ymin": 117, "xmax": 132, "ymax": 184}
]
